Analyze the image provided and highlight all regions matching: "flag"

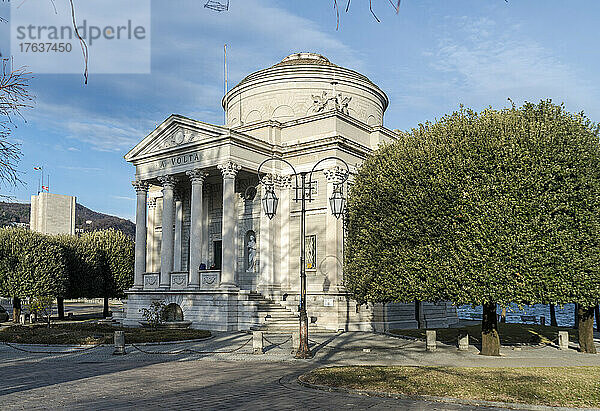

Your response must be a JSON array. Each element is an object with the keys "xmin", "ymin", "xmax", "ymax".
[
  {"xmin": 42, "ymin": 185, "xmax": 49, "ymax": 191},
  {"xmin": 33, "ymin": 167, "xmax": 42, "ymax": 170}
]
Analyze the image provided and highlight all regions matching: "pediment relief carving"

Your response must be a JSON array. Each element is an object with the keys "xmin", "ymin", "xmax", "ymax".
[
  {"xmin": 155, "ymin": 127, "xmax": 197, "ymax": 151},
  {"xmin": 137, "ymin": 124, "xmax": 224, "ymax": 158}
]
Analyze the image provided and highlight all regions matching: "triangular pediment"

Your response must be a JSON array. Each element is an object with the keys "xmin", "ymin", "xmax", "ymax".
[{"xmin": 124, "ymin": 115, "xmax": 228, "ymax": 162}]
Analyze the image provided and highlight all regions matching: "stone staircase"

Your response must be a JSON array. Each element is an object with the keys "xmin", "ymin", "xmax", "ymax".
[{"xmin": 247, "ymin": 292, "xmax": 331, "ymax": 333}]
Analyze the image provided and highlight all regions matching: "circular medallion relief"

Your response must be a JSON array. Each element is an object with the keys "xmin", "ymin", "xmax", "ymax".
[{"xmin": 174, "ymin": 130, "xmax": 185, "ymax": 145}]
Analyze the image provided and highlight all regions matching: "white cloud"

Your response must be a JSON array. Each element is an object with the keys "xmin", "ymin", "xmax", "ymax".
[
  {"xmin": 28, "ymin": 100, "xmax": 154, "ymax": 152},
  {"xmin": 21, "ymin": 0, "xmax": 363, "ymax": 153},
  {"xmin": 59, "ymin": 165, "xmax": 103, "ymax": 172},
  {"xmin": 411, "ymin": 16, "xmax": 596, "ymax": 114},
  {"xmin": 110, "ymin": 195, "xmax": 134, "ymax": 201}
]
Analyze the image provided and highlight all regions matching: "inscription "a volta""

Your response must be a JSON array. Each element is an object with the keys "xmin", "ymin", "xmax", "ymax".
[{"xmin": 160, "ymin": 152, "xmax": 200, "ymax": 168}]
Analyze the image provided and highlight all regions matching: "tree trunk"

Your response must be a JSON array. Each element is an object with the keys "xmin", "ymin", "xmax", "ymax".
[
  {"xmin": 12, "ymin": 297, "xmax": 21, "ymax": 323},
  {"xmin": 481, "ymin": 302, "xmax": 500, "ymax": 356},
  {"xmin": 57, "ymin": 297, "xmax": 64, "ymax": 320},
  {"xmin": 574, "ymin": 303, "xmax": 579, "ymax": 329},
  {"xmin": 550, "ymin": 304, "xmax": 558, "ymax": 327},
  {"xmin": 415, "ymin": 300, "xmax": 422, "ymax": 329},
  {"xmin": 595, "ymin": 305, "xmax": 600, "ymax": 333},
  {"xmin": 500, "ymin": 306, "xmax": 506, "ymax": 323},
  {"xmin": 103, "ymin": 296, "xmax": 110, "ymax": 318},
  {"xmin": 578, "ymin": 306, "xmax": 596, "ymax": 354}
]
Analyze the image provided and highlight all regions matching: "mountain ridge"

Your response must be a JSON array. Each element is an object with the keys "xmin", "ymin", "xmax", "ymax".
[{"xmin": 0, "ymin": 201, "xmax": 136, "ymax": 239}]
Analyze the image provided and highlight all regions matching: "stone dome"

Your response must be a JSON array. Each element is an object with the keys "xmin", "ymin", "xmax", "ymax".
[{"xmin": 223, "ymin": 53, "xmax": 389, "ymax": 127}]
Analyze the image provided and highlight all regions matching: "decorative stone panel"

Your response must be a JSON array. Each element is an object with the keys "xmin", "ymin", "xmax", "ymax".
[
  {"xmin": 201, "ymin": 270, "xmax": 220, "ymax": 288},
  {"xmin": 143, "ymin": 273, "xmax": 159, "ymax": 290},
  {"xmin": 170, "ymin": 272, "xmax": 188, "ymax": 290}
]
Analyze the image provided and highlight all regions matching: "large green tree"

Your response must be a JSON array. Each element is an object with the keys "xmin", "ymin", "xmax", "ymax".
[
  {"xmin": 0, "ymin": 228, "xmax": 67, "ymax": 321},
  {"xmin": 52, "ymin": 234, "xmax": 104, "ymax": 319},
  {"xmin": 83, "ymin": 229, "xmax": 134, "ymax": 317},
  {"xmin": 345, "ymin": 101, "xmax": 600, "ymax": 355}
]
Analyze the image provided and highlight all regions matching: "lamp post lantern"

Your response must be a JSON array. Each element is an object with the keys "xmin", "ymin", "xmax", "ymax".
[
  {"xmin": 261, "ymin": 186, "xmax": 278, "ymax": 220},
  {"xmin": 257, "ymin": 156, "xmax": 349, "ymax": 359},
  {"xmin": 329, "ymin": 184, "xmax": 346, "ymax": 219}
]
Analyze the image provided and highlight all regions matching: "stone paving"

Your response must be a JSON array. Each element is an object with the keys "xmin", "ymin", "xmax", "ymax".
[{"xmin": 0, "ymin": 331, "xmax": 598, "ymax": 410}]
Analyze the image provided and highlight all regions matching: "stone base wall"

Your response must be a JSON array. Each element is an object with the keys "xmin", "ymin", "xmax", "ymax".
[
  {"xmin": 124, "ymin": 290, "xmax": 241, "ymax": 331},
  {"xmin": 276, "ymin": 293, "xmax": 456, "ymax": 332},
  {"xmin": 123, "ymin": 289, "xmax": 459, "ymax": 332}
]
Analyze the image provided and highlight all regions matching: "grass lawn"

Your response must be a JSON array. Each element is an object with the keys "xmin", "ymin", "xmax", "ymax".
[
  {"xmin": 0, "ymin": 322, "xmax": 211, "ymax": 345},
  {"xmin": 302, "ymin": 366, "xmax": 600, "ymax": 408},
  {"xmin": 390, "ymin": 322, "xmax": 577, "ymax": 345}
]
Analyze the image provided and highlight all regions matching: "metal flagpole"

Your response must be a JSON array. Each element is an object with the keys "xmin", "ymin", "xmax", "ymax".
[{"xmin": 224, "ymin": 44, "xmax": 228, "ymax": 125}]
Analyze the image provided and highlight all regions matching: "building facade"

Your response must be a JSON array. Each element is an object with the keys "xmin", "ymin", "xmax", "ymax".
[
  {"xmin": 30, "ymin": 192, "xmax": 76, "ymax": 235},
  {"xmin": 122, "ymin": 53, "xmax": 458, "ymax": 331}
]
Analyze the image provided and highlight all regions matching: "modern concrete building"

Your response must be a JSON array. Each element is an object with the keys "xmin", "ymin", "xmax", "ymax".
[
  {"xmin": 30, "ymin": 192, "xmax": 76, "ymax": 235},
  {"xmin": 122, "ymin": 53, "xmax": 458, "ymax": 331}
]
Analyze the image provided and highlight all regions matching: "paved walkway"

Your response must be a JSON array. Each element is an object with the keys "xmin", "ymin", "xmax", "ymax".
[{"xmin": 0, "ymin": 331, "xmax": 598, "ymax": 410}]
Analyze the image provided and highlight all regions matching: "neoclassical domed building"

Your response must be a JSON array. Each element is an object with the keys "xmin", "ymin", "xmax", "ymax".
[{"xmin": 123, "ymin": 53, "xmax": 458, "ymax": 331}]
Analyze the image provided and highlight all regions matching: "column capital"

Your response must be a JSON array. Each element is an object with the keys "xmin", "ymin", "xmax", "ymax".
[
  {"xmin": 158, "ymin": 175, "xmax": 177, "ymax": 189},
  {"xmin": 323, "ymin": 166, "xmax": 348, "ymax": 184},
  {"xmin": 275, "ymin": 175, "xmax": 293, "ymax": 190},
  {"xmin": 186, "ymin": 168, "xmax": 208, "ymax": 184},
  {"xmin": 218, "ymin": 161, "xmax": 241, "ymax": 179},
  {"xmin": 260, "ymin": 173, "xmax": 277, "ymax": 187},
  {"xmin": 132, "ymin": 179, "xmax": 149, "ymax": 193}
]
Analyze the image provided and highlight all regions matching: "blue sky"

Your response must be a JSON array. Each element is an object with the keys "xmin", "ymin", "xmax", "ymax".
[{"xmin": 1, "ymin": 0, "xmax": 599, "ymax": 221}]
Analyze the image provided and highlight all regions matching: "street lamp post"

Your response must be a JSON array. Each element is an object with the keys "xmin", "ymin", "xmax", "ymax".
[{"xmin": 257, "ymin": 156, "xmax": 349, "ymax": 359}]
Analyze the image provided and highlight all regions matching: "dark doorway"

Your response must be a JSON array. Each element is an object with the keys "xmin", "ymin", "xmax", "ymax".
[{"xmin": 213, "ymin": 240, "xmax": 222, "ymax": 269}]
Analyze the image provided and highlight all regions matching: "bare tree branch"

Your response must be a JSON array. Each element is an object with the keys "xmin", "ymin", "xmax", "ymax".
[
  {"xmin": 69, "ymin": 0, "xmax": 88, "ymax": 84},
  {"xmin": 0, "ymin": 58, "xmax": 33, "ymax": 192},
  {"xmin": 204, "ymin": 0, "xmax": 229, "ymax": 12},
  {"xmin": 203, "ymin": 0, "xmax": 401, "ymax": 29},
  {"xmin": 333, "ymin": 0, "xmax": 401, "ymax": 30}
]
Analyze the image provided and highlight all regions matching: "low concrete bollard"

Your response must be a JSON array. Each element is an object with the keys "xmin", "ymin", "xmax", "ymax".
[
  {"xmin": 292, "ymin": 331, "xmax": 300, "ymax": 353},
  {"xmin": 458, "ymin": 333, "xmax": 469, "ymax": 351},
  {"xmin": 253, "ymin": 331, "xmax": 263, "ymax": 355},
  {"xmin": 19, "ymin": 313, "xmax": 26, "ymax": 325},
  {"xmin": 113, "ymin": 331, "xmax": 126, "ymax": 355},
  {"xmin": 558, "ymin": 330, "xmax": 569, "ymax": 350},
  {"xmin": 426, "ymin": 330, "xmax": 436, "ymax": 352}
]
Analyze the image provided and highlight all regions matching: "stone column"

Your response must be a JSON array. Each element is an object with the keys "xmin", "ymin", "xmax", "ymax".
[
  {"xmin": 324, "ymin": 166, "xmax": 347, "ymax": 289},
  {"xmin": 158, "ymin": 175, "xmax": 177, "ymax": 288},
  {"xmin": 278, "ymin": 175, "xmax": 292, "ymax": 289},
  {"xmin": 201, "ymin": 184, "xmax": 210, "ymax": 267},
  {"xmin": 218, "ymin": 161, "xmax": 241, "ymax": 288},
  {"xmin": 132, "ymin": 180, "xmax": 149, "ymax": 288},
  {"xmin": 186, "ymin": 169, "xmax": 207, "ymax": 288},
  {"xmin": 258, "ymin": 174, "xmax": 276, "ymax": 292},
  {"xmin": 146, "ymin": 198, "xmax": 157, "ymax": 272},
  {"xmin": 173, "ymin": 191, "xmax": 183, "ymax": 272}
]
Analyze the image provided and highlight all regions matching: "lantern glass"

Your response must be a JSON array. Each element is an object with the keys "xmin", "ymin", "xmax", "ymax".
[
  {"xmin": 329, "ymin": 185, "xmax": 345, "ymax": 219},
  {"xmin": 262, "ymin": 187, "xmax": 278, "ymax": 219}
]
